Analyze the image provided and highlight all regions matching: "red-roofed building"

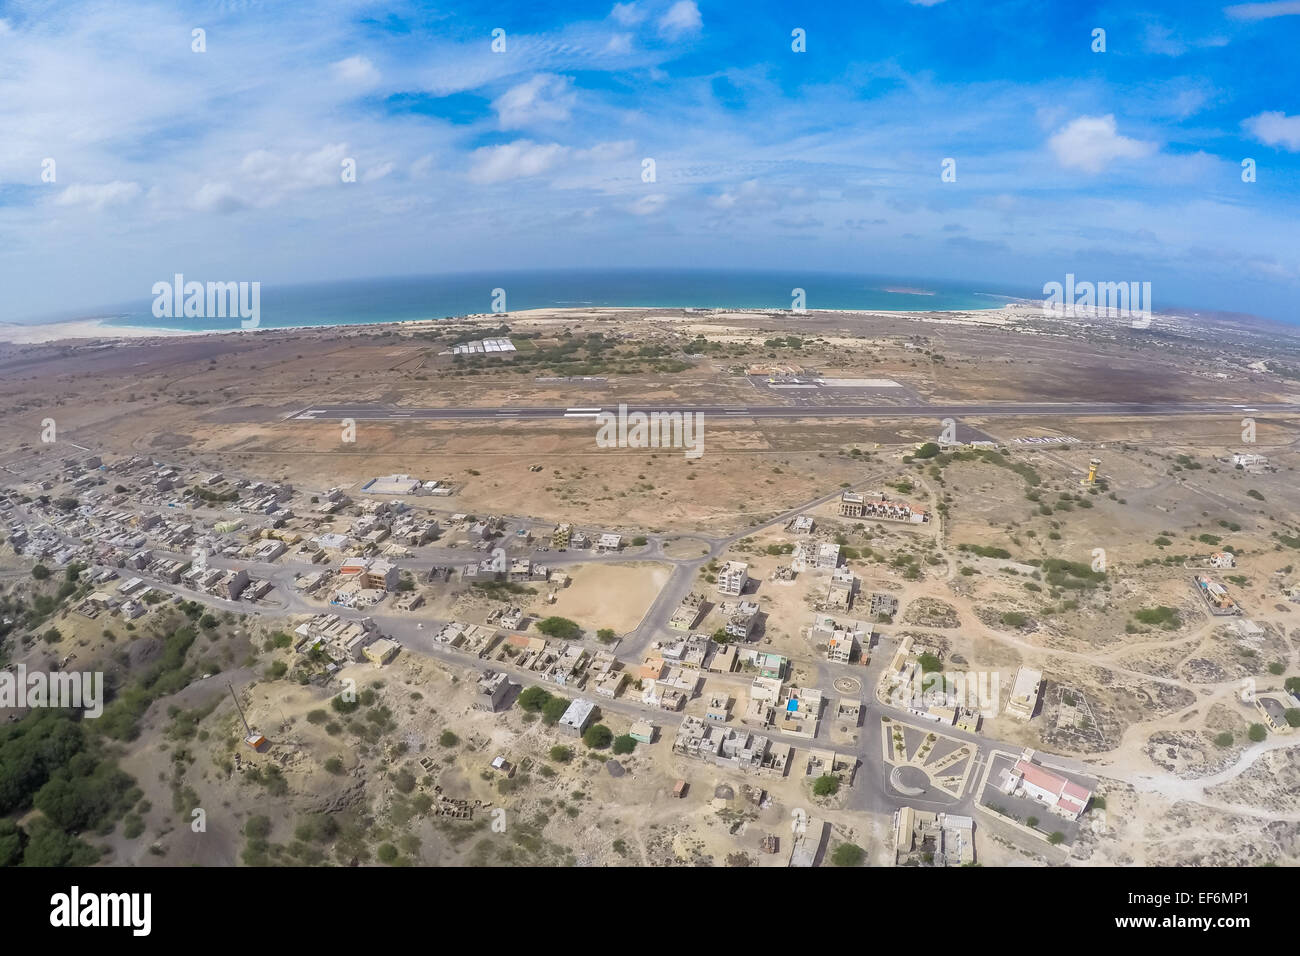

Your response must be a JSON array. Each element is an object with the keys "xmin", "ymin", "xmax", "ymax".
[{"xmin": 1011, "ymin": 752, "xmax": 1093, "ymax": 821}]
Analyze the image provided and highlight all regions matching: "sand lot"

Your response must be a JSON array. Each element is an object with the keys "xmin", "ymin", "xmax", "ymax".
[{"xmin": 531, "ymin": 561, "xmax": 670, "ymax": 634}]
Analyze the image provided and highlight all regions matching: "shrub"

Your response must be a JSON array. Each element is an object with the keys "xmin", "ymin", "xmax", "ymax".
[
  {"xmin": 831, "ymin": 842, "xmax": 864, "ymax": 866},
  {"xmin": 812, "ymin": 774, "xmax": 840, "ymax": 797}
]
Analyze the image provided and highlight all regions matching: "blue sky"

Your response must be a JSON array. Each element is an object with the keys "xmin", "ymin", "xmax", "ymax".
[{"xmin": 1, "ymin": 0, "xmax": 1298, "ymax": 321}]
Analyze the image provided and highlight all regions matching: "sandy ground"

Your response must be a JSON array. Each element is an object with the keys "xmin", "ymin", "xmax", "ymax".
[
  {"xmin": 531, "ymin": 562, "xmax": 671, "ymax": 634},
  {"xmin": 0, "ymin": 319, "xmax": 193, "ymax": 343}
]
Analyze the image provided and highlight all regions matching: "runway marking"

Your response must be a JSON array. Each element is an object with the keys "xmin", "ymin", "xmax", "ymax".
[{"xmin": 566, "ymin": 407, "xmax": 602, "ymax": 413}]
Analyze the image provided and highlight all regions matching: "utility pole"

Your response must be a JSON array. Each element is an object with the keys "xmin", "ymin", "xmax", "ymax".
[{"xmin": 228, "ymin": 682, "xmax": 253, "ymax": 738}]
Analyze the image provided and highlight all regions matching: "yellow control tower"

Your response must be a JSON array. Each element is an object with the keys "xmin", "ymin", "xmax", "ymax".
[{"xmin": 1081, "ymin": 457, "xmax": 1101, "ymax": 486}]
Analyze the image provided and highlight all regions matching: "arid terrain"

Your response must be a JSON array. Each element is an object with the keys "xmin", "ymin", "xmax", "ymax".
[{"xmin": 3, "ymin": 304, "xmax": 1300, "ymax": 868}]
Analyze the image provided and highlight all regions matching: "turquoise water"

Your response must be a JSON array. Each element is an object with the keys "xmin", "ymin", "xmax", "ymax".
[{"xmin": 98, "ymin": 269, "xmax": 1018, "ymax": 333}]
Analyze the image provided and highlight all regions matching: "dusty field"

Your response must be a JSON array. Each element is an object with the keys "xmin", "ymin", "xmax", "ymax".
[{"xmin": 533, "ymin": 562, "xmax": 671, "ymax": 634}]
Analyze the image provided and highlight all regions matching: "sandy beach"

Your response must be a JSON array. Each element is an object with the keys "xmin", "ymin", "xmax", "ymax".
[{"xmin": 0, "ymin": 319, "xmax": 190, "ymax": 345}]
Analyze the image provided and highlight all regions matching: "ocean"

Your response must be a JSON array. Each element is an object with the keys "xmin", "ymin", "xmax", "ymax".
[{"xmin": 98, "ymin": 269, "xmax": 1018, "ymax": 333}]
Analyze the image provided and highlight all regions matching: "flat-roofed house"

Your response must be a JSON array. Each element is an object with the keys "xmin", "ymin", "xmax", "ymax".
[
  {"xmin": 558, "ymin": 698, "xmax": 596, "ymax": 737},
  {"xmin": 1005, "ymin": 667, "xmax": 1043, "ymax": 720}
]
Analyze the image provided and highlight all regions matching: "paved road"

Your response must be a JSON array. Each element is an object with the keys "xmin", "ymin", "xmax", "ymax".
[{"xmin": 288, "ymin": 401, "xmax": 1300, "ymax": 422}]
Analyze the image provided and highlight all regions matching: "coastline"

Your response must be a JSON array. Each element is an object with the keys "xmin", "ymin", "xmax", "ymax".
[
  {"xmin": 0, "ymin": 302, "xmax": 1037, "ymax": 346},
  {"xmin": 0, "ymin": 318, "xmax": 194, "ymax": 345}
]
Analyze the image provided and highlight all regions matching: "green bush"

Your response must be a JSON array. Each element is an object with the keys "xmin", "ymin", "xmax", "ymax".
[
  {"xmin": 831, "ymin": 842, "xmax": 864, "ymax": 866},
  {"xmin": 812, "ymin": 774, "xmax": 840, "ymax": 797}
]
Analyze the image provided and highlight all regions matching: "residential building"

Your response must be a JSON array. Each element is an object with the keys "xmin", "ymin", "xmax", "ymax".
[
  {"xmin": 558, "ymin": 698, "xmax": 596, "ymax": 737},
  {"xmin": 628, "ymin": 720, "xmax": 657, "ymax": 744},
  {"xmin": 475, "ymin": 670, "xmax": 511, "ymax": 712},
  {"xmin": 826, "ymin": 567, "xmax": 856, "ymax": 609},
  {"xmin": 363, "ymin": 638, "xmax": 400, "ymax": 666},
  {"xmin": 725, "ymin": 601, "xmax": 760, "ymax": 640},
  {"xmin": 294, "ymin": 614, "xmax": 379, "ymax": 663},
  {"xmin": 894, "ymin": 808, "xmax": 975, "ymax": 866},
  {"xmin": 812, "ymin": 614, "xmax": 868, "ymax": 664},
  {"xmin": 705, "ymin": 695, "xmax": 731, "ymax": 722},
  {"xmin": 1006, "ymin": 667, "xmax": 1043, "ymax": 720},
  {"xmin": 660, "ymin": 634, "xmax": 712, "ymax": 670},
  {"xmin": 669, "ymin": 592, "xmax": 706, "ymax": 631},
  {"xmin": 839, "ymin": 491, "xmax": 865, "ymax": 517},
  {"xmin": 362, "ymin": 558, "xmax": 399, "ymax": 591},
  {"xmin": 717, "ymin": 561, "xmax": 749, "ymax": 597},
  {"xmin": 775, "ymin": 686, "xmax": 823, "ymax": 739},
  {"xmin": 1005, "ymin": 749, "xmax": 1093, "ymax": 821}
]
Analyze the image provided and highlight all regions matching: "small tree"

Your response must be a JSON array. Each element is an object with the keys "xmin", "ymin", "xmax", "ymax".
[
  {"xmin": 1213, "ymin": 731, "xmax": 1233, "ymax": 748},
  {"xmin": 541, "ymin": 696, "xmax": 570, "ymax": 726},
  {"xmin": 812, "ymin": 774, "xmax": 840, "ymax": 797},
  {"xmin": 1248, "ymin": 723, "xmax": 1268, "ymax": 742},
  {"xmin": 831, "ymin": 842, "xmax": 864, "ymax": 866},
  {"xmin": 1047, "ymin": 832, "xmax": 1065, "ymax": 845},
  {"xmin": 583, "ymin": 724, "xmax": 613, "ymax": 749},
  {"xmin": 536, "ymin": 616, "xmax": 582, "ymax": 640},
  {"xmin": 612, "ymin": 734, "xmax": 636, "ymax": 755},
  {"xmin": 517, "ymin": 686, "xmax": 552, "ymax": 712},
  {"xmin": 549, "ymin": 745, "xmax": 573, "ymax": 763},
  {"xmin": 439, "ymin": 730, "xmax": 459, "ymax": 747}
]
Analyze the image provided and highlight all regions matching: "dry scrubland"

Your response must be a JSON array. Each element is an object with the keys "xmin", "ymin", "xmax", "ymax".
[{"xmin": 3, "ymin": 305, "xmax": 1300, "ymax": 866}]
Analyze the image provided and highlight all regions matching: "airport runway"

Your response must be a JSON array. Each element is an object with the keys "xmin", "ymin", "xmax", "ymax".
[{"xmin": 289, "ymin": 401, "xmax": 1299, "ymax": 422}]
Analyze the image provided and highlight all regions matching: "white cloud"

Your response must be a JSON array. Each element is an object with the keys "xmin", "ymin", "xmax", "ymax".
[
  {"xmin": 239, "ymin": 143, "xmax": 350, "ymax": 189},
  {"xmin": 604, "ymin": 33, "xmax": 634, "ymax": 55},
  {"xmin": 907, "ymin": 0, "xmax": 950, "ymax": 6},
  {"xmin": 658, "ymin": 1, "xmax": 702, "ymax": 38},
  {"xmin": 54, "ymin": 181, "xmax": 141, "ymax": 210},
  {"xmin": 1047, "ymin": 115, "xmax": 1156, "ymax": 173},
  {"xmin": 192, "ymin": 182, "xmax": 248, "ymax": 214},
  {"xmin": 0, "ymin": 18, "xmax": 12, "ymax": 34},
  {"xmin": 630, "ymin": 193, "xmax": 667, "ymax": 214},
  {"xmin": 709, "ymin": 178, "xmax": 785, "ymax": 212},
  {"xmin": 467, "ymin": 140, "xmax": 568, "ymax": 183},
  {"xmin": 1225, "ymin": 1, "xmax": 1300, "ymax": 20},
  {"xmin": 492, "ymin": 73, "xmax": 577, "ymax": 128},
  {"xmin": 363, "ymin": 161, "xmax": 396, "ymax": 183},
  {"xmin": 575, "ymin": 140, "xmax": 636, "ymax": 162},
  {"xmin": 332, "ymin": 55, "xmax": 380, "ymax": 86},
  {"xmin": 1243, "ymin": 111, "xmax": 1300, "ymax": 150},
  {"xmin": 609, "ymin": 2, "xmax": 646, "ymax": 25}
]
